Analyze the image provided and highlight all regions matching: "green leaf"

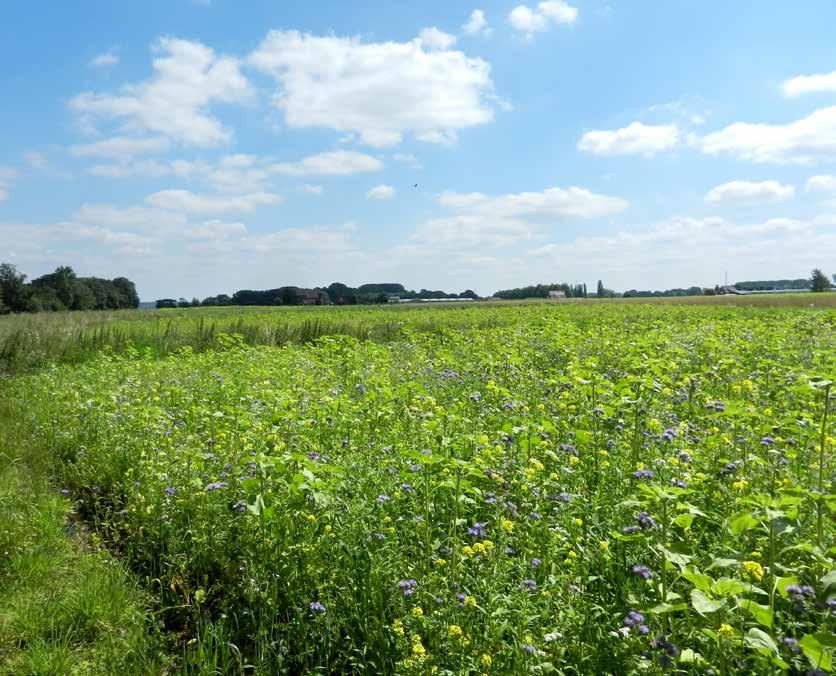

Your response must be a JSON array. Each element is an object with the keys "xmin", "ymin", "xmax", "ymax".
[
  {"xmin": 247, "ymin": 493, "xmax": 265, "ymax": 516},
  {"xmin": 774, "ymin": 575, "xmax": 800, "ymax": 599},
  {"xmin": 673, "ymin": 513, "xmax": 694, "ymax": 530},
  {"xmin": 678, "ymin": 648, "xmax": 704, "ymax": 665},
  {"xmin": 800, "ymin": 634, "xmax": 832, "ymax": 672},
  {"xmin": 712, "ymin": 577, "xmax": 745, "ymax": 597},
  {"xmin": 729, "ymin": 511, "xmax": 760, "ymax": 535},
  {"xmin": 709, "ymin": 557, "xmax": 741, "ymax": 570},
  {"xmin": 682, "ymin": 566, "xmax": 714, "ymax": 593},
  {"xmin": 646, "ymin": 602, "xmax": 687, "ymax": 614},
  {"xmin": 690, "ymin": 589, "xmax": 726, "ymax": 615},
  {"xmin": 821, "ymin": 569, "xmax": 836, "ymax": 593},
  {"xmin": 744, "ymin": 628, "xmax": 779, "ymax": 655},
  {"xmin": 738, "ymin": 599, "xmax": 773, "ymax": 628}
]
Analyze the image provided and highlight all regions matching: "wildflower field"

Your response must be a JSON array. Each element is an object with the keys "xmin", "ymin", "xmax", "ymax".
[{"xmin": 1, "ymin": 302, "xmax": 834, "ymax": 673}]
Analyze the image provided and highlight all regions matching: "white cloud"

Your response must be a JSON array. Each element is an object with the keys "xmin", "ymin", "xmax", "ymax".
[
  {"xmin": 71, "ymin": 37, "xmax": 252, "ymax": 147},
  {"xmin": 418, "ymin": 27, "xmax": 457, "ymax": 50},
  {"xmin": 783, "ymin": 70, "xmax": 836, "ymax": 97},
  {"xmin": 184, "ymin": 219, "xmax": 247, "ymax": 239},
  {"xmin": 806, "ymin": 174, "xmax": 836, "ymax": 192},
  {"xmin": 578, "ymin": 122, "xmax": 679, "ymax": 157},
  {"xmin": 698, "ymin": 106, "xmax": 836, "ymax": 164},
  {"xmin": 411, "ymin": 185, "xmax": 628, "ymax": 247},
  {"xmin": 270, "ymin": 150, "xmax": 383, "ymax": 176},
  {"xmin": 0, "ymin": 167, "xmax": 18, "ymax": 202},
  {"xmin": 70, "ymin": 135, "xmax": 171, "ymax": 159},
  {"xmin": 462, "ymin": 9, "xmax": 491, "ymax": 37},
  {"xmin": 23, "ymin": 151, "xmax": 49, "ymax": 170},
  {"xmin": 301, "ymin": 184, "xmax": 323, "ymax": 195},
  {"xmin": 704, "ymin": 180, "xmax": 795, "ymax": 207},
  {"xmin": 527, "ymin": 214, "xmax": 836, "ymax": 290},
  {"xmin": 90, "ymin": 50, "xmax": 119, "ymax": 68},
  {"xmin": 509, "ymin": 1, "xmax": 577, "ymax": 35},
  {"xmin": 146, "ymin": 189, "xmax": 281, "ymax": 214},
  {"xmin": 366, "ymin": 184, "xmax": 395, "ymax": 200},
  {"xmin": 72, "ymin": 203, "xmax": 187, "ymax": 233},
  {"xmin": 392, "ymin": 153, "xmax": 422, "ymax": 169},
  {"xmin": 248, "ymin": 30, "xmax": 497, "ymax": 147}
]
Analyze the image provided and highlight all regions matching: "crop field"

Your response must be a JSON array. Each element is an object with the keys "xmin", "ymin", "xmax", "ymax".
[{"xmin": 0, "ymin": 302, "xmax": 834, "ymax": 674}]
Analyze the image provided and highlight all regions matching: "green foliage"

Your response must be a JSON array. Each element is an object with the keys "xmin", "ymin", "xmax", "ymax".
[
  {"xmin": 811, "ymin": 268, "xmax": 832, "ymax": 293},
  {"xmin": 2, "ymin": 301, "xmax": 833, "ymax": 672}
]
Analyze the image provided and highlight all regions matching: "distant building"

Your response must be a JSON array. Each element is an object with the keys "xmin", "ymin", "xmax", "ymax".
[
  {"xmin": 548, "ymin": 290, "xmax": 567, "ymax": 299},
  {"xmin": 388, "ymin": 296, "xmax": 400, "ymax": 304}
]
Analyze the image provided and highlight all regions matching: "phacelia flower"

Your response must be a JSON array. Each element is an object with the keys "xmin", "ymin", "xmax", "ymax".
[{"xmin": 632, "ymin": 564, "xmax": 653, "ymax": 580}]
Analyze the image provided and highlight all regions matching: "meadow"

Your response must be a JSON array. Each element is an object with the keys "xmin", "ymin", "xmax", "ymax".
[{"xmin": 0, "ymin": 301, "xmax": 834, "ymax": 673}]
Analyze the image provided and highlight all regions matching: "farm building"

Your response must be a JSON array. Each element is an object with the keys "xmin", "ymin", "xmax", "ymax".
[{"xmin": 548, "ymin": 290, "xmax": 567, "ymax": 299}]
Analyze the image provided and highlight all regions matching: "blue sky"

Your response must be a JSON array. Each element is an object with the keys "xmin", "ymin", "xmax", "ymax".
[{"xmin": 2, "ymin": 0, "xmax": 836, "ymax": 299}]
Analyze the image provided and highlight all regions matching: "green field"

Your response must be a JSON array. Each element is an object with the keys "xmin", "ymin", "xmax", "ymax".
[{"xmin": 0, "ymin": 302, "xmax": 834, "ymax": 673}]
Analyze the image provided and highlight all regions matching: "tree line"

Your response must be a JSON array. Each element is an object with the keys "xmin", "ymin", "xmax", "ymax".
[
  {"xmin": 0, "ymin": 263, "xmax": 139, "ymax": 314},
  {"xmin": 157, "ymin": 283, "xmax": 481, "ymax": 308}
]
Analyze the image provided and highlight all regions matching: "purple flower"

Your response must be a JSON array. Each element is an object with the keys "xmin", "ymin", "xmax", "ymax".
[
  {"xmin": 782, "ymin": 637, "xmax": 800, "ymax": 653},
  {"xmin": 521, "ymin": 578, "xmax": 537, "ymax": 591},
  {"xmin": 531, "ymin": 558, "xmax": 542, "ymax": 568},
  {"xmin": 456, "ymin": 592, "xmax": 467, "ymax": 606},
  {"xmin": 622, "ymin": 525, "xmax": 641, "ymax": 534},
  {"xmin": 232, "ymin": 501, "xmax": 247, "ymax": 513},
  {"xmin": 632, "ymin": 565, "xmax": 653, "ymax": 580},
  {"xmin": 205, "ymin": 481, "xmax": 227, "ymax": 492},
  {"xmin": 678, "ymin": 451, "xmax": 692, "ymax": 463},
  {"xmin": 662, "ymin": 429, "xmax": 676, "ymax": 442},
  {"xmin": 164, "ymin": 486, "xmax": 177, "ymax": 496},
  {"xmin": 652, "ymin": 636, "xmax": 678, "ymax": 656},
  {"xmin": 633, "ymin": 469, "xmax": 654, "ymax": 480},
  {"xmin": 522, "ymin": 644, "xmax": 537, "ymax": 655},
  {"xmin": 760, "ymin": 436, "xmax": 776, "ymax": 446},
  {"xmin": 636, "ymin": 511, "xmax": 656, "ymax": 530},
  {"xmin": 309, "ymin": 601, "xmax": 326, "ymax": 613},
  {"xmin": 624, "ymin": 610, "xmax": 645, "ymax": 627},
  {"xmin": 671, "ymin": 478, "xmax": 687, "ymax": 488},
  {"xmin": 60, "ymin": 488, "xmax": 70, "ymax": 495},
  {"xmin": 467, "ymin": 521, "xmax": 488, "ymax": 537},
  {"xmin": 637, "ymin": 624, "xmax": 650, "ymax": 635},
  {"xmin": 397, "ymin": 579, "xmax": 418, "ymax": 596},
  {"xmin": 376, "ymin": 494, "xmax": 390, "ymax": 505}
]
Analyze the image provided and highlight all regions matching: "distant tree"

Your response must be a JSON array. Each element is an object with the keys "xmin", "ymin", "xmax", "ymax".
[
  {"xmin": 155, "ymin": 299, "xmax": 178, "ymax": 309},
  {"xmin": 112, "ymin": 277, "xmax": 140, "ymax": 308},
  {"xmin": 596, "ymin": 280, "xmax": 604, "ymax": 297},
  {"xmin": 0, "ymin": 286, "xmax": 5, "ymax": 314},
  {"xmin": 460, "ymin": 289, "xmax": 479, "ymax": 300},
  {"xmin": 811, "ymin": 268, "xmax": 831, "ymax": 292},
  {"xmin": 191, "ymin": 297, "xmax": 201, "ymax": 307},
  {"xmin": 0, "ymin": 263, "xmax": 31, "ymax": 312},
  {"xmin": 32, "ymin": 266, "xmax": 77, "ymax": 308},
  {"xmin": 177, "ymin": 297, "xmax": 191, "ymax": 308}
]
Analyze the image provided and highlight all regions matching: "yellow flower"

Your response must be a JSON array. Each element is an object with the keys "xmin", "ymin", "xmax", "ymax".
[
  {"xmin": 501, "ymin": 518, "xmax": 515, "ymax": 533},
  {"xmin": 483, "ymin": 540, "xmax": 495, "ymax": 551},
  {"xmin": 462, "ymin": 545, "xmax": 474, "ymax": 556},
  {"xmin": 410, "ymin": 634, "xmax": 427, "ymax": 660},
  {"xmin": 573, "ymin": 518, "xmax": 584, "ymax": 527},
  {"xmin": 464, "ymin": 595, "xmax": 477, "ymax": 608},
  {"xmin": 599, "ymin": 540, "xmax": 609, "ymax": 551},
  {"xmin": 448, "ymin": 624, "xmax": 463, "ymax": 638},
  {"xmin": 718, "ymin": 623, "xmax": 734, "ymax": 637},
  {"xmin": 569, "ymin": 455, "xmax": 580, "ymax": 465},
  {"xmin": 732, "ymin": 479, "xmax": 748, "ymax": 491},
  {"xmin": 392, "ymin": 619, "xmax": 404, "ymax": 636},
  {"xmin": 480, "ymin": 653, "xmax": 492, "ymax": 667},
  {"xmin": 472, "ymin": 542, "xmax": 486, "ymax": 555},
  {"xmin": 306, "ymin": 513, "xmax": 317, "ymax": 521},
  {"xmin": 742, "ymin": 560, "xmax": 764, "ymax": 581},
  {"xmin": 411, "ymin": 607, "xmax": 423, "ymax": 618},
  {"xmin": 434, "ymin": 558, "xmax": 447, "ymax": 567}
]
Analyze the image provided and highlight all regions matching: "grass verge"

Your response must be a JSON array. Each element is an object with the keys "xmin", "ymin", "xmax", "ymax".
[{"xmin": 0, "ymin": 395, "xmax": 167, "ymax": 675}]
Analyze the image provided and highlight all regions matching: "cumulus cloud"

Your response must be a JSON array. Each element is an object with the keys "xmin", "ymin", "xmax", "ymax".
[
  {"xmin": 248, "ymin": 30, "xmax": 497, "ymax": 147},
  {"xmin": 806, "ymin": 174, "xmax": 836, "ymax": 192},
  {"xmin": 146, "ymin": 189, "xmax": 281, "ymax": 214},
  {"xmin": 698, "ymin": 106, "xmax": 836, "ymax": 164},
  {"xmin": 527, "ymin": 214, "xmax": 836, "ymax": 290},
  {"xmin": 462, "ymin": 9, "xmax": 491, "ymax": 37},
  {"xmin": 783, "ymin": 70, "xmax": 836, "ymax": 97},
  {"xmin": 270, "ymin": 150, "xmax": 383, "ymax": 176},
  {"xmin": 301, "ymin": 184, "xmax": 324, "ymax": 195},
  {"xmin": 578, "ymin": 122, "xmax": 679, "ymax": 157},
  {"xmin": 411, "ymin": 186, "xmax": 628, "ymax": 247},
  {"xmin": 90, "ymin": 50, "xmax": 119, "ymax": 68},
  {"xmin": 71, "ymin": 37, "xmax": 252, "ymax": 147},
  {"xmin": 0, "ymin": 167, "xmax": 18, "ymax": 202},
  {"xmin": 70, "ymin": 136, "xmax": 171, "ymax": 159},
  {"xmin": 184, "ymin": 219, "xmax": 247, "ymax": 239},
  {"xmin": 418, "ymin": 27, "xmax": 457, "ymax": 50},
  {"xmin": 509, "ymin": 1, "xmax": 578, "ymax": 35},
  {"xmin": 366, "ymin": 184, "xmax": 395, "ymax": 200},
  {"xmin": 704, "ymin": 180, "xmax": 795, "ymax": 207}
]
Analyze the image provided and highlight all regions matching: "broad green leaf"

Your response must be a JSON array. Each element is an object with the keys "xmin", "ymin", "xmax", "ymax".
[
  {"xmin": 800, "ymin": 634, "xmax": 832, "ymax": 671},
  {"xmin": 712, "ymin": 577, "xmax": 745, "ymax": 597},
  {"xmin": 682, "ymin": 566, "xmax": 714, "ymax": 593},
  {"xmin": 738, "ymin": 599, "xmax": 773, "ymax": 628},
  {"xmin": 673, "ymin": 513, "xmax": 694, "ymax": 530},
  {"xmin": 690, "ymin": 589, "xmax": 726, "ymax": 615},
  {"xmin": 729, "ymin": 511, "xmax": 760, "ymax": 535},
  {"xmin": 744, "ymin": 628, "xmax": 778, "ymax": 655}
]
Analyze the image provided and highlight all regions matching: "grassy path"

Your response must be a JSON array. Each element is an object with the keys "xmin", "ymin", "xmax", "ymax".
[{"xmin": 0, "ymin": 395, "xmax": 166, "ymax": 674}]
